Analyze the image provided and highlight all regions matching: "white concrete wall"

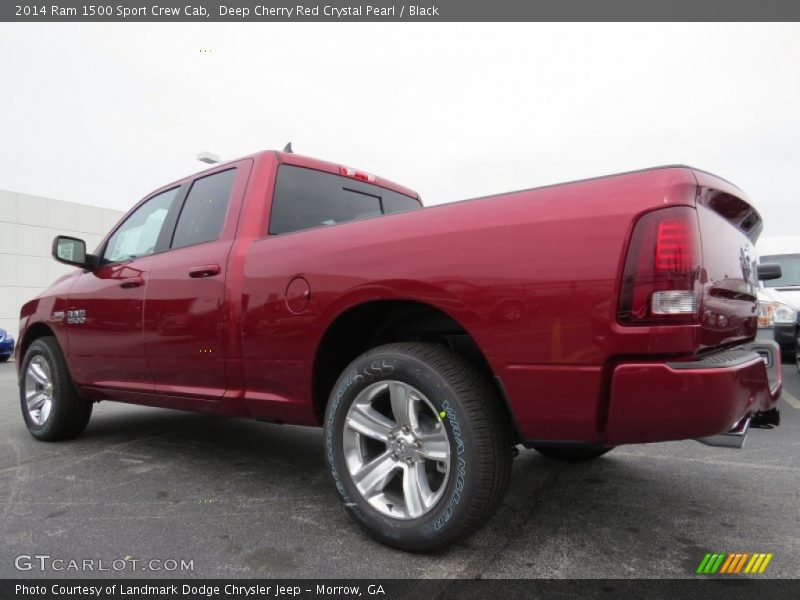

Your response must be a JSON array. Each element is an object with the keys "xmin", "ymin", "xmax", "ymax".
[{"xmin": 0, "ymin": 189, "xmax": 124, "ymax": 342}]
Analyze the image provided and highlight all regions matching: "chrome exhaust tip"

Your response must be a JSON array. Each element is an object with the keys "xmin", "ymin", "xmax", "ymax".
[{"xmin": 696, "ymin": 417, "xmax": 751, "ymax": 449}]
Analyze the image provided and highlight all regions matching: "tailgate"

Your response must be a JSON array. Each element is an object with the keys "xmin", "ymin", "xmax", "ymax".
[{"xmin": 693, "ymin": 170, "xmax": 761, "ymax": 352}]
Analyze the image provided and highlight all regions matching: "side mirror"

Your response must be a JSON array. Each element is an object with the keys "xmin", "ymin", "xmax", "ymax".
[
  {"xmin": 757, "ymin": 263, "xmax": 782, "ymax": 281},
  {"xmin": 52, "ymin": 236, "xmax": 96, "ymax": 269}
]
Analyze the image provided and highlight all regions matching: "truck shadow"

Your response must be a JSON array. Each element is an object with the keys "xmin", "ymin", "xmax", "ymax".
[{"xmin": 5, "ymin": 401, "xmax": 785, "ymax": 578}]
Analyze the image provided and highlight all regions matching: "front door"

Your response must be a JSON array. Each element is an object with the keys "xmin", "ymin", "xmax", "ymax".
[{"xmin": 66, "ymin": 187, "xmax": 180, "ymax": 391}]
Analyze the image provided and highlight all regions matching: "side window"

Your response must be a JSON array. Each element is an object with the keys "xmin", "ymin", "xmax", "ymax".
[
  {"xmin": 102, "ymin": 188, "xmax": 179, "ymax": 263},
  {"xmin": 171, "ymin": 169, "xmax": 237, "ymax": 250},
  {"xmin": 269, "ymin": 166, "xmax": 419, "ymax": 235}
]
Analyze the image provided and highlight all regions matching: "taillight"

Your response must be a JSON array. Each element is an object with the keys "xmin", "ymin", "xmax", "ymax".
[
  {"xmin": 618, "ymin": 206, "xmax": 702, "ymax": 325},
  {"xmin": 339, "ymin": 165, "xmax": 376, "ymax": 182}
]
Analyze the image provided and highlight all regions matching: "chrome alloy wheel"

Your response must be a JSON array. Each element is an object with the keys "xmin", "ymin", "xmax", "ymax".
[
  {"xmin": 342, "ymin": 380, "xmax": 451, "ymax": 520},
  {"xmin": 24, "ymin": 355, "xmax": 54, "ymax": 426}
]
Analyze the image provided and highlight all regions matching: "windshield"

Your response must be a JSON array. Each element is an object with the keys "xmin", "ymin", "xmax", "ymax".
[{"xmin": 760, "ymin": 253, "xmax": 800, "ymax": 288}]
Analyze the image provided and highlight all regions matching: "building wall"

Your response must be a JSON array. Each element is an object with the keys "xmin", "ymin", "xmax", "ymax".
[{"xmin": 0, "ymin": 189, "xmax": 124, "ymax": 342}]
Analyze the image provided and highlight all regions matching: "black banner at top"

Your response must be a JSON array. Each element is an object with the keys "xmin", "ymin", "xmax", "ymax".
[{"xmin": 2, "ymin": 0, "xmax": 800, "ymax": 22}]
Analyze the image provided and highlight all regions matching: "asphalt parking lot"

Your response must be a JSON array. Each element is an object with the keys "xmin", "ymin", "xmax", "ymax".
[{"xmin": 1, "ymin": 360, "xmax": 798, "ymax": 579}]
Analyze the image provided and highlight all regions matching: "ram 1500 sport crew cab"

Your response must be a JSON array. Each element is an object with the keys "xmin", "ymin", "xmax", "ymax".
[{"xmin": 16, "ymin": 150, "xmax": 783, "ymax": 550}]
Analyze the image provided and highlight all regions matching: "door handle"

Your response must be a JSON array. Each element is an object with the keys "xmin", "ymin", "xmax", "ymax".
[
  {"xmin": 189, "ymin": 264, "xmax": 221, "ymax": 278},
  {"xmin": 119, "ymin": 276, "xmax": 144, "ymax": 289}
]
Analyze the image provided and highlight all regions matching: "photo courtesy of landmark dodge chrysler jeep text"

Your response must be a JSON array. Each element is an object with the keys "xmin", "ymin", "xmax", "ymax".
[{"xmin": 14, "ymin": 150, "xmax": 784, "ymax": 550}]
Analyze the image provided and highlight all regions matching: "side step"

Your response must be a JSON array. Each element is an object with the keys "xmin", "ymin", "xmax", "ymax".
[{"xmin": 696, "ymin": 417, "xmax": 751, "ymax": 449}]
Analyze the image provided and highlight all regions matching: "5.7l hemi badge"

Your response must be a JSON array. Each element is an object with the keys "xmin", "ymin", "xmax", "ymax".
[{"xmin": 66, "ymin": 309, "xmax": 86, "ymax": 325}]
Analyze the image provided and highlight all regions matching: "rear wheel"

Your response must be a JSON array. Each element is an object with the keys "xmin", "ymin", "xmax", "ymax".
[
  {"xmin": 533, "ymin": 446, "xmax": 614, "ymax": 462},
  {"xmin": 19, "ymin": 337, "xmax": 92, "ymax": 441},
  {"xmin": 0, "ymin": 355, "xmax": 9, "ymax": 363},
  {"xmin": 325, "ymin": 342, "xmax": 513, "ymax": 551}
]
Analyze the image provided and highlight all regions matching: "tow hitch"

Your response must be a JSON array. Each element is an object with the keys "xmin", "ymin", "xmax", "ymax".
[{"xmin": 697, "ymin": 416, "xmax": 751, "ymax": 449}]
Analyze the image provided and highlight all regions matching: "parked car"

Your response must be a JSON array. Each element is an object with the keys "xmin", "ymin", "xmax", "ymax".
[
  {"xmin": 756, "ymin": 288, "xmax": 797, "ymax": 359},
  {"xmin": 15, "ymin": 151, "xmax": 783, "ymax": 550},
  {"xmin": 756, "ymin": 237, "xmax": 800, "ymax": 368},
  {"xmin": 0, "ymin": 328, "xmax": 14, "ymax": 362}
]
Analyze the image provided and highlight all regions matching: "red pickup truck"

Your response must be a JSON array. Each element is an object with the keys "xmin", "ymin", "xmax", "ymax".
[{"xmin": 16, "ymin": 150, "xmax": 782, "ymax": 550}]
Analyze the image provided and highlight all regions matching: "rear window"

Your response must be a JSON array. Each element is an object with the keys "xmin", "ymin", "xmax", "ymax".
[{"xmin": 269, "ymin": 165, "xmax": 420, "ymax": 235}]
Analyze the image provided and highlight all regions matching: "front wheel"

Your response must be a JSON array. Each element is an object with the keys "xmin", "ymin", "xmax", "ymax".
[
  {"xmin": 20, "ymin": 336, "xmax": 92, "ymax": 441},
  {"xmin": 325, "ymin": 342, "xmax": 513, "ymax": 551}
]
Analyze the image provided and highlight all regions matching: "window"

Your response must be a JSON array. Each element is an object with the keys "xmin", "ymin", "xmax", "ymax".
[
  {"xmin": 269, "ymin": 165, "xmax": 421, "ymax": 235},
  {"xmin": 269, "ymin": 167, "xmax": 381, "ymax": 235},
  {"xmin": 171, "ymin": 169, "xmax": 236, "ymax": 249},
  {"xmin": 382, "ymin": 189, "xmax": 422, "ymax": 214},
  {"xmin": 102, "ymin": 187, "xmax": 178, "ymax": 263}
]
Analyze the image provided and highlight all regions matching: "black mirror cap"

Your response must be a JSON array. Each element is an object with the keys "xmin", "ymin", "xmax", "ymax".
[
  {"xmin": 51, "ymin": 235, "xmax": 97, "ymax": 269},
  {"xmin": 757, "ymin": 263, "xmax": 782, "ymax": 281}
]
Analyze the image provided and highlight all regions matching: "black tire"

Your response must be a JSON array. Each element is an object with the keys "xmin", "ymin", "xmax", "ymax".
[
  {"xmin": 0, "ymin": 355, "xmax": 9, "ymax": 363},
  {"xmin": 19, "ymin": 337, "xmax": 92, "ymax": 441},
  {"xmin": 324, "ymin": 342, "xmax": 514, "ymax": 552},
  {"xmin": 533, "ymin": 445, "xmax": 614, "ymax": 462}
]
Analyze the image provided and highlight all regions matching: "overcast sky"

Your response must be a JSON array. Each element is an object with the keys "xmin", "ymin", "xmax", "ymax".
[{"xmin": 0, "ymin": 23, "xmax": 798, "ymax": 237}]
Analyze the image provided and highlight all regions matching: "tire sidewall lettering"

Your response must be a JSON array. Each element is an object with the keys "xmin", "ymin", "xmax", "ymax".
[
  {"xmin": 325, "ymin": 351, "xmax": 470, "ymax": 541},
  {"xmin": 432, "ymin": 399, "xmax": 465, "ymax": 531}
]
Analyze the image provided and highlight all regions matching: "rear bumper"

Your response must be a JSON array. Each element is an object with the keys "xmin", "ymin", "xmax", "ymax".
[{"xmin": 605, "ymin": 343, "xmax": 781, "ymax": 445}]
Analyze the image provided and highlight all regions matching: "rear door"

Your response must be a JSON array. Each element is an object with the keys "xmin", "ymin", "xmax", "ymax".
[{"xmin": 143, "ymin": 160, "xmax": 252, "ymax": 401}]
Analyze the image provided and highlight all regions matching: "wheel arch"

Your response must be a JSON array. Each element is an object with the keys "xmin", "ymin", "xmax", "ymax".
[
  {"xmin": 19, "ymin": 322, "xmax": 58, "ymax": 363},
  {"xmin": 311, "ymin": 298, "xmax": 515, "ymax": 436}
]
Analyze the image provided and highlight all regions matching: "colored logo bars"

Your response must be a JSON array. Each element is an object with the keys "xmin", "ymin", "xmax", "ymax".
[{"xmin": 696, "ymin": 552, "xmax": 773, "ymax": 574}]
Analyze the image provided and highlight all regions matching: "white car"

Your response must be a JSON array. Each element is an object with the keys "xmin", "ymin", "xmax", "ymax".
[{"xmin": 757, "ymin": 236, "xmax": 800, "ymax": 370}]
